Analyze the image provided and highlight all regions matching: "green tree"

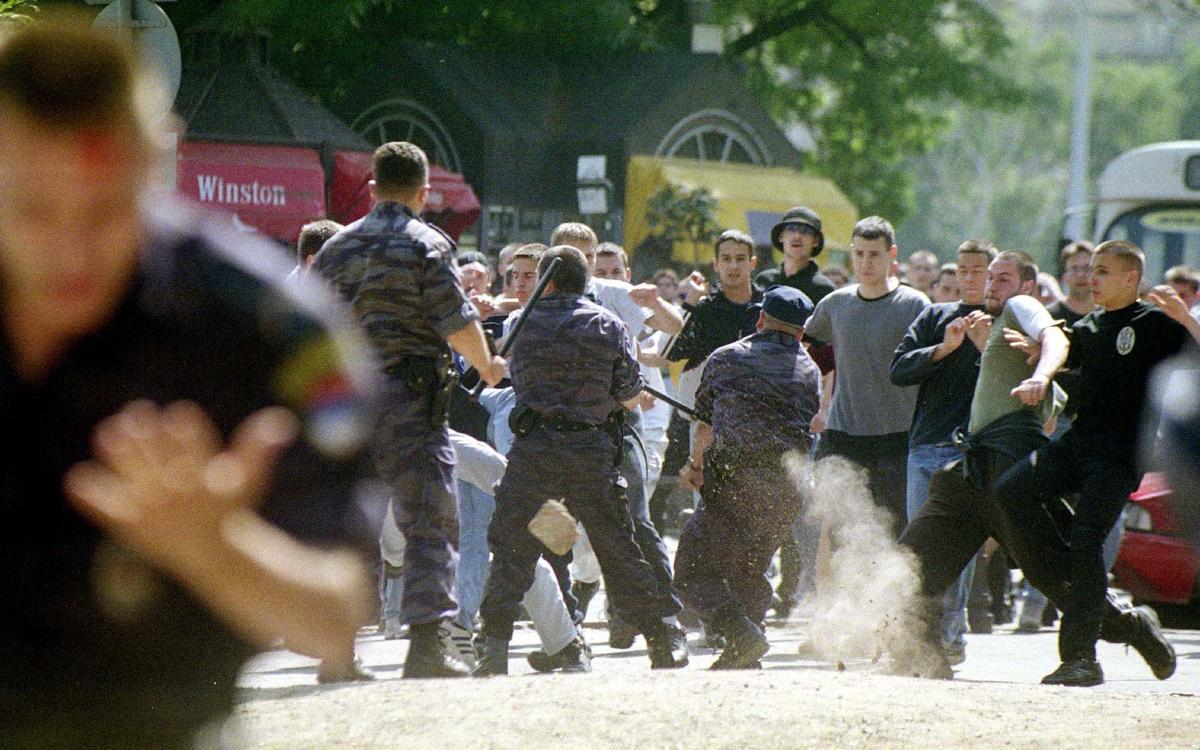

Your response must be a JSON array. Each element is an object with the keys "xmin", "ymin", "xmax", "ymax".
[
  {"xmin": 0, "ymin": 0, "xmax": 36, "ymax": 25},
  {"xmin": 169, "ymin": 0, "xmax": 1019, "ymax": 227},
  {"xmin": 645, "ymin": 183, "xmax": 720, "ymax": 266},
  {"xmin": 897, "ymin": 19, "xmax": 1190, "ymax": 269},
  {"xmin": 713, "ymin": 0, "xmax": 1020, "ymax": 223}
]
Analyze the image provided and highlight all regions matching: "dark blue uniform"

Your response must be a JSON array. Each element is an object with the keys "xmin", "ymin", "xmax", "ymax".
[
  {"xmin": 673, "ymin": 329, "xmax": 820, "ymax": 626},
  {"xmin": 315, "ymin": 200, "xmax": 478, "ymax": 626},
  {"xmin": 478, "ymin": 294, "xmax": 681, "ymax": 642},
  {"xmin": 0, "ymin": 203, "xmax": 377, "ymax": 748}
]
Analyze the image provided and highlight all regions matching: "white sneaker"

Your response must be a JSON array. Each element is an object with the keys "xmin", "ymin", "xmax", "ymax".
[{"xmin": 439, "ymin": 621, "xmax": 477, "ymax": 669}]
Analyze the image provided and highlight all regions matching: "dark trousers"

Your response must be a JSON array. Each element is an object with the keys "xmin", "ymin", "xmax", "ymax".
[
  {"xmin": 817, "ymin": 430, "xmax": 909, "ymax": 538},
  {"xmin": 479, "ymin": 429, "xmax": 680, "ymax": 642},
  {"xmin": 371, "ymin": 381, "xmax": 459, "ymax": 626},
  {"xmin": 994, "ymin": 432, "xmax": 1140, "ymax": 661},
  {"xmin": 899, "ymin": 448, "xmax": 1140, "ymax": 652},
  {"xmin": 621, "ymin": 412, "xmax": 674, "ymax": 593},
  {"xmin": 673, "ymin": 465, "xmax": 804, "ymax": 626}
]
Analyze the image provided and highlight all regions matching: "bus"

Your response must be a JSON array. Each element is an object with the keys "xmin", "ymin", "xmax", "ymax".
[{"xmin": 1094, "ymin": 140, "xmax": 1200, "ymax": 282}]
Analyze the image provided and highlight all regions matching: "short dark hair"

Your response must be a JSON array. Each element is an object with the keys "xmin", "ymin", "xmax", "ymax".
[
  {"xmin": 1060, "ymin": 240, "xmax": 1095, "ymax": 265},
  {"xmin": 596, "ymin": 242, "xmax": 628, "ymax": 267},
  {"xmin": 713, "ymin": 229, "xmax": 755, "ymax": 257},
  {"xmin": 956, "ymin": 239, "xmax": 997, "ymax": 262},
  {"xmin": 852, "ymin": 216, "xmax": 895, "ymax": 249},
  {"xmin": 540, "ymin": 245, "xmax": 589, "ymax": 295},
  {"xmin": 510, "ymin": 243, "xmax": 546, "ymax": 265},
  {"xmin": 652, "ymin": 268, "xmax": 679, "ymax": 285},
  {"xmin": 995, "ymin": 250, "xmax": 1039, "ymax": 284},
  {"xmin": 0, "ymin": 16, "xmax": 153, "ymax": 138},
  {"xmin": 373, "ymin": 141, "xmax": 428, "ymax": 193},
  {"xmin": 1095, "ymin": 240, "xmax": 1145, "ymax": 280},
  {"xmin": 297, "ymin": 219, "xmax": 343, "ymax": 263}
]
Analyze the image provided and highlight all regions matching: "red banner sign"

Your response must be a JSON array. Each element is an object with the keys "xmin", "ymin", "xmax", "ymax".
[{"xmin": 177, "ymin": 141, "xmax": 326, "ymax": 243}]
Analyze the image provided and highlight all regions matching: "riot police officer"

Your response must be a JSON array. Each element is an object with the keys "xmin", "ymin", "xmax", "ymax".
[
  {"xmin": 674, "ymin": 286, "xmax": 821, "ymax": 669},
  {"xmin": 315, "ymin": 142, "xmax": 505, "ymax": 678},
  {"xmin": 474, "ymin": 245, "xmax": 686, "ymax": 675}
]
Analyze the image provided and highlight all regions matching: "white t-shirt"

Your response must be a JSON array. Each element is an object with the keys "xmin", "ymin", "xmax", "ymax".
[
  {"xmin": 639, "ymin": 330, "xmax": 672, "ymax": 432},
  {"xmin": 586, "ymin": 277, "xmax": 650, "ymax": 339}
]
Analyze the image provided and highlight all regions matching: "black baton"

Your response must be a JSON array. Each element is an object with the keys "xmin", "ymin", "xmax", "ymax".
[
  {"xmin": 470, "ymin": 256, "xmax": 562, "ymax": 401},
  {"xmin": 641, "ymin": 383, "xmax": 699, "ymax": 420}
]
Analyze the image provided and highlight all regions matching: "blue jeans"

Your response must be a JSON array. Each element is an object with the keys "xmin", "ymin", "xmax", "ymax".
[
  {"xmin": 455, "ymin": 479, "xmax": 495, "ymax": 630},
  {"xmin": 384, "ymin": 576, "xmax": 404, "ymax": 618},
  {"xmin": 907, "ymin": 443, "xmax": 974, "ymax": 648}
]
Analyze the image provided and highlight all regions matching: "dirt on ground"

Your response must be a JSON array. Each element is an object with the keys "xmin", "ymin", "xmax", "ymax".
[{"xmin": 232, "ymin": 629, "xmax": 1200, "ymax": 749}]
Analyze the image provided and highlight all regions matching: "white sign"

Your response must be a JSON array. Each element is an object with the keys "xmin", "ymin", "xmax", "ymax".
[{"xmin": 577, "ymin": 155, "xmax": 607, "ymax": 182}]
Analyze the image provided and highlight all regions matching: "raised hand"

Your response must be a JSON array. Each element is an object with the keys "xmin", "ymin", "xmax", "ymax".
[
  {"xmin": 964, "ymin": 310, "xmax": 993, "ymax": 350},
  {"xmin": 628, "ymin": 283, "xmax": 660, "ymax": 307},
  {"xmin": 1003, "ymin": 327, "xmax": 1041, "ymax": 365},
  {"xmin": 64, "ymin": 401, "xmax": 298, "ymax": 574},
  {"xmin": 1147, "ymin": 284, "xmax": 1192, "ymax": 324}
]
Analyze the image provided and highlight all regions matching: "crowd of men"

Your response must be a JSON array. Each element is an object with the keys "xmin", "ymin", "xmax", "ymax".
[{"xmin": 5, "ymin": 18, "xmax": 1200, "ymax": 749}]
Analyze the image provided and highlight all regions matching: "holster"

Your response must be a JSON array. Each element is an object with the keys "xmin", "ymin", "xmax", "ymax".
[{"xmin": 387, "ymin": 353, "xmax": 458, "ymax": 429}]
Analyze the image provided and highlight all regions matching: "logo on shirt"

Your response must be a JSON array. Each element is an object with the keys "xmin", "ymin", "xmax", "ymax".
[{"xmin": 1116, "ymin": 326, "xmax": 1136, "ymax": 355}]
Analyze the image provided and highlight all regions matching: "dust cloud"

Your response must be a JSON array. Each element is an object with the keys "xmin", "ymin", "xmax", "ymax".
[{"xmin": 786, "ymin": 453, "xmax": 947, "ymax": 677}]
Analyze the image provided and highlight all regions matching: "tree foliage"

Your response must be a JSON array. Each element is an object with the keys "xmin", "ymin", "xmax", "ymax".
[
  {"xmin": 0, "ymin": 0, "xmax": 36, "ymax": 25},
  {"xmin": 712, "ymin": 0, "xmax": 1020, "ymax": 222},
  {"xmin": 645, "ymin": 183, "xmax": 720, "ymax": 266},
  {"xmin": 897, "ymin": 10, "xmax": 1195, "ymax": 270},
  {"xmin": 165, "ymin": 0, "xmax": 1019, "ymax": 228}
]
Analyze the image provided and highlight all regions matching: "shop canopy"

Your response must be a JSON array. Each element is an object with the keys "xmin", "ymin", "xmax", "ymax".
[
  {"xmin": 174, "ymin": 25, "xmax": 479, "ymax": 242},
  {"xmin": 177, "ymin": 141, "xmax": 326, "ymax": 242},
  {"xmin": 624, "ymin": 155, "xmax": 858, "ymax": 266}
]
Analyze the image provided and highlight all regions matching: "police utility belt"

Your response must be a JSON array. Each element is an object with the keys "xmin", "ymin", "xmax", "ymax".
[
  {"xmin": 385, "ymin": 353, "xmax": 457, "ymax": 428},
  {"xmin": 509, "ymin": 406, "xmax": 626, "ymax": 462}
]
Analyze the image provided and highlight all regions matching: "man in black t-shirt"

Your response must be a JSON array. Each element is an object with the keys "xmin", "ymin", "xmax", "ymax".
[{"xmin": 997, "ymin": 240, "xmax": 1200, "ymax": 687}]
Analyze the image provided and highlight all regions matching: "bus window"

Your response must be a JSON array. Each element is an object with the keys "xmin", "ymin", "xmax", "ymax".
[{"xmin": 1103, "ymin": 206, "xmax": 1200, "ymax": 284}]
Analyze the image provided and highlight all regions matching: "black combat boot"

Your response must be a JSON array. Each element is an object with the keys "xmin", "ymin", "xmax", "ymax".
[
  {"xmin": 527, "ymin": 634, "xmax": 592, "ymax": 673},
  {"xmin": 471, "ymin": 637, "xmax": 509, "ymax": 677},
  {"xmin": 1127, "ymin": 606, "xmax": 1176, "ymax": 680},
  {"xmin": 710, "ymin": 615, "xmax": 769, "ymax": 670},
  {"xmin": 1041, "ymin": 657, "xmax": 1103, "ymax": 687},
  {"xmin": 402, "ymin": 622, "xmax": 470, "ymax": 679},
  {"xmin": 607, "ymin": 608, "xmax": 639, "ymax": 649},
  {"xmin": 644, "ymin": 623, "xmax": 689, "ymax": 669}
]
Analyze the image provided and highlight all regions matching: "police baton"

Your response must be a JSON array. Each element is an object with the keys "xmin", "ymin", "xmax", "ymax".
[
  {"xmin": 469, "ymin": 256, "xmax": 562, "ymax": 401},
  {"xmin": 641, "ymin": 383, "xmax": 698, "ymax": 420}
]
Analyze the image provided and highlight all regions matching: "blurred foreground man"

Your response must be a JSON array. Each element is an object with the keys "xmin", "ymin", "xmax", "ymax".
[
  {"xmin": 315, "ymin": 141, "xmax": 505, "ymax": 677},
  {"xmin": 0, "ymin": 20, "xmax": 377, "ymax": 748},
  {"xmin": 674, "ymin": 286, "xmax": 820, "ymax": 669}
]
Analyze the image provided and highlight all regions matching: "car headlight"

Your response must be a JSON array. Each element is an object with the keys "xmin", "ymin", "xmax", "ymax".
[{"xmin": 1124, "ymin": 503, "xmax": 1153, "ymax": 532}]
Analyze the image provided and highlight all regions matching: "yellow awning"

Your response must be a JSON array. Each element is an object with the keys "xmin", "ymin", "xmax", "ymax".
[{"xmin": 624, "ymin": 155, "xmax": 858, "ymax": 266}]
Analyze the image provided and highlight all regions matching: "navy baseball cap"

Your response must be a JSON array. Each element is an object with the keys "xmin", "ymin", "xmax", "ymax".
[{"xmin": 762, "ymin": 285, "xmax": 814, "ymax": 327}]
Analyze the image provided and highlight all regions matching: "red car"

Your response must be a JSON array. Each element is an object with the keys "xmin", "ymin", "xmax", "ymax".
[{"xmin": 1113, "ymin": 472, "xmax": 1200, "ymax": 608}]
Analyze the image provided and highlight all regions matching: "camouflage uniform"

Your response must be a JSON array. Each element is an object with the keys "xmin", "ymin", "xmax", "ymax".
[
  {"xmin": 315, "ymin": 201, "xmax": 478, "ymax": 626},
  {"xmin": 478, "ymin": 293, "xmax": 681, "ymax": 642},
  {"xmin": 673, "ymin": 330, "xmax": 820, "ymax": 626}
]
